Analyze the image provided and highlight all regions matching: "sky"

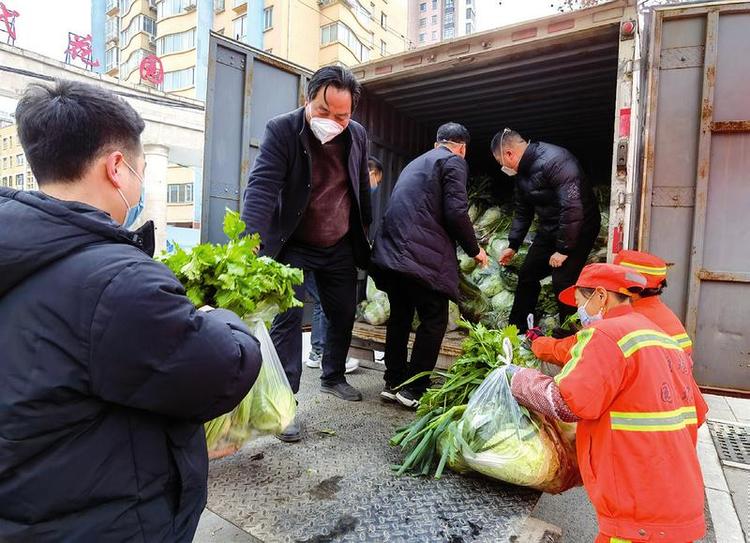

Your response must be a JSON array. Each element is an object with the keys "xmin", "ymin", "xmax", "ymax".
[{"xmin": 477, "ymin": 0, "xmax": 559, "ymax": 31}]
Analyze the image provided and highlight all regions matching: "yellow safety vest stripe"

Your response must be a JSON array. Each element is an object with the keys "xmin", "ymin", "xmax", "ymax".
[{"xmin": 554, "ymin": 328, "xmax": 595, "ymax": 385}]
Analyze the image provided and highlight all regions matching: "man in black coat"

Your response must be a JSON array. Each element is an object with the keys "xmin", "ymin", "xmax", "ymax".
[
  {"xmin": 241, "ymin": 66, "xmax": 371, "ymax": 441},
  {"xmin": 371, "ymin": 123, "xmax": 488, "ymax": 408},
  {"xmin": 0, "ymin": 80, "xmax": 262, "ymax": 542},
  {"xmin": 491, "ymin": 128, "xmax": 600, "ymax": 332}
]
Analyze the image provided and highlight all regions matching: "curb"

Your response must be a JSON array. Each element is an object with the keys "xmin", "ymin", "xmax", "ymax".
[{"xmin": 697, "ymin": 423, "xmax": 745, "ymax": 542}]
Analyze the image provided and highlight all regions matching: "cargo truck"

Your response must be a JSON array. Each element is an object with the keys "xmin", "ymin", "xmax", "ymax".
[{"xmin": 202, "ymin": 0, "xmax": 750, "ymax": 394}]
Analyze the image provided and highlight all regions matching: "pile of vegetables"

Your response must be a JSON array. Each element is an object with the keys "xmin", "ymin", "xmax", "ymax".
[
  {"xmin": 161, "ymin": 210, "xmax": 303, "ymax": 451},
  {"xmin": 390, "ymin": 320, "xmax": 580, "ymax": 493}
]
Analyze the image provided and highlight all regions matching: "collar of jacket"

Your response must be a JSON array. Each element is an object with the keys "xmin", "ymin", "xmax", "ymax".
[{"xmin": 517, "ymin": 141, "xmax": 539, "ymax": 176}]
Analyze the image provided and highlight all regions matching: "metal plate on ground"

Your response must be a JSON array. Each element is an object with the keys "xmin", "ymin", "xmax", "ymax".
[
  {"xmin": 207, "ymin": 368, "xmax": 540, "ymax": 543},
  {"xmin": 707, "ymin": 420, "xmax": 750, "ymax": 470}
]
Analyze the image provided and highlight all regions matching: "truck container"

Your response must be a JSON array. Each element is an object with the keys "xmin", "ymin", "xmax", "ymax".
[{"xmin": 202, "ymin": 0, "xmax": 750, "ymax": 394}]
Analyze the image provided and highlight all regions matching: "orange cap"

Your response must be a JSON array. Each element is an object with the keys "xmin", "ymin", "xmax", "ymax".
[
  {"xmin": 613, "ymin": 250, "xmax": 668, "ymax": 289},
  {"xmin": 559, "ymin": 263, "xmax": 647, "ymax": 307}
]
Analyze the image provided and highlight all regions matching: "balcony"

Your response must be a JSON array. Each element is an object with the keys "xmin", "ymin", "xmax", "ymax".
[
  {"xmin": 106, "ymin": 0, "xmax": 119, "ymax": 16},
  {"xmin": 232, "ymin": 1, "xmax": 248, "ymax": 15}
]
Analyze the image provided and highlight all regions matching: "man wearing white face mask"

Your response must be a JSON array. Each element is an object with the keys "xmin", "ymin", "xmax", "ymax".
[
  {"xmin": 490, "ymin": 128, "xmax": 600, "ymax": 334},
  {"xmin": 0, "ymin": 81, "xmax": 263, "ymax": 541},
  {"xmin": 242, "ymin": 66, "xmax": 372, "ymax": 442}
]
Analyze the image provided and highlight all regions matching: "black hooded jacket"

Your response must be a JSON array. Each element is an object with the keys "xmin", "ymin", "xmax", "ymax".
[
  {"xmin": 507, "ymin": 142, "xmax": 600, "ymax": 254},
  {"xmin": 0, "ymin": 188, "xmax": 261, "ymax": 542}
]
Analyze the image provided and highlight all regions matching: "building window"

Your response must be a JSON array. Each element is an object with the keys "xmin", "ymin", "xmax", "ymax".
[
  {"xmin": 445, "ymin": 0, "xmax": 453, "ymax": 7},
  {"xmin": 466, "ymin": 22, "xmax": 472, "ymax": 34},
  {"xmin": 105, "ymin": 47, "xmax": 119, "ymax": 71},
  {"xmin": 233, "ymin": 0, "xmax": 246, "ymax": 6},
  {"xmin": 431, "ymin": 14, "xmax": 437, "ymax": 25},
  {"xmin": 233, "ymin": 15, "xmax": 247, "ymax": 41},
  {"xmin": 15, "ymin": 173, "xmax": 23, "ymax": 187},
  {"xmin": 2, "ymin": 137, "xmax": 7, "ymax": 150},
  {"xmin": 431, "ymin": 30, "xmax": 437, "ymax": 40},
  {"xmin": 321, "ymin": 22, "xmax": 369, "ymax": 62},
  {"xmin": 431, "ymin": 0, "xmax": 437, "ymax": 8},
  {"xmin": 466, "ymin": 7, "xmax": 473, "ymax": 18},
  {"xmin": 444, "ymin": 12, "xmax": 453, "ymax": 23},
  {"xmin": 157, "ymin": 0, "xmax": 197, "ymax": 19},
  {"xmin": 419, "ymin": 2, "xmax": 426, "ymax": 12},
  {"xmin": 120, "ymin": 14, "xmax": 156, "ymax": 46},
  {"xmin": 214, "ymin": 0, "xmax": 225, "ymax": 10},
  {"xmin": 16, "ymin": 154, "xmax": 24, "ymax": 167},
  {"xmin": 418, "ymin": 33, "xmax": 425, "ymax": 43},
  {"xmin": 444, "ymin": 27, "xmax": 454, "ymax": 38},
  {"xmin": 158, "ymin": 28, "xmax": 196, "ymax": 55},
  {"xmin": 380, "ymin": 39, "xmax": 386, "ymax": 56},
  {"xmin": 1, "ymin": 157, "xmax": 6, "ymax": 169},
  {"xmin": 419, "ymin": 17, "xmax": 426, "ymax": 28},
  {"xmin": 168, "ymin": 183, "xmax": 194, "ymax": 204},
  {"xmin": 163, "ymin": 67, "xmax": 195, "ymax": 91},
  {"xmin": 120, "ymin": 48, "xmax": 148, "ymax": 77},
  {"xmin": 105, "ymin": 16, "xmax": 119, "ymax": 41},
  {"xmin": 380, "ymin": 11, "xmax": 387, "ymax": 29},
  {"xmin": 263, "ymin": 7, "xmax": 273, "ymax": 30}
]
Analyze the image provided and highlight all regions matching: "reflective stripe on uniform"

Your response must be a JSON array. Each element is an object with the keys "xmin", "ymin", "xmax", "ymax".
[
  {"xmin": 672, "ymin": 332, "xmax": 693, "ymax": 349},
  {"xmin": 618, "ymin": 260, "xmax": 667, "ymax": 276},
  {"xmin": 610, "ymin": 406, "xmax": 698, "ymax": 432},
  {"xmin": 617, "ymin": 329, "xmax": 682, "ymax": 357},
  {"xmin": 610, "ymin": 538, "xmax": 631, "ymax": 543},
  {"xmin": 554, "ymin": 328, "xmax": 595, "ymax": 384}
]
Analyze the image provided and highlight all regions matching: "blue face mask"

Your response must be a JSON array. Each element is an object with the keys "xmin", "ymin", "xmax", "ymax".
[
  {"xmin": 117, "ymin": 160, "xmax": 145, "ymax": 229},
  {"xmin": 577, "ymin": 293, "xmax": 603, "ymax": 327}
]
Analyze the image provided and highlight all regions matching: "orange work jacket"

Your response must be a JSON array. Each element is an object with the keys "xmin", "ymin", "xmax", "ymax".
[{"xmin": 556, "ymin": 305, "xmax": 707, "ymax": 541}]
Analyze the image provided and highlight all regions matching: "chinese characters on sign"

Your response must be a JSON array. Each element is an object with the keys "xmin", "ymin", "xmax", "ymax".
[
  {"xmin": 140, "ymin": 54, "xmax": 164, "ymax": 86},
  {"xmin": 0, "ymin": 2, "xmax": 19, "ymax": 45},
  {"xmin": 65, "ymin": 32, "xmax": 100, "ymax": 69}
]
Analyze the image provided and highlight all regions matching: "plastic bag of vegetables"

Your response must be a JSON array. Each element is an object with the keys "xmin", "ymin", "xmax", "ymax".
[
  {"xmin": 204, "ymin": 320, "xmax": 297, "ymax": 452},
  {"xmin": 454, "ymin": 366, "xmax": 580, "ymax": 494}
]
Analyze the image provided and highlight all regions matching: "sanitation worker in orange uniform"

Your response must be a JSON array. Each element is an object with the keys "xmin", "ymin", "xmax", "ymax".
[
  {"xmin": 530, "ymin": 250, "xmax": 692, "ymax": 365},
  {"xmin": 508, "ymin": 263, "xmax": 708, "ymax": 542}
]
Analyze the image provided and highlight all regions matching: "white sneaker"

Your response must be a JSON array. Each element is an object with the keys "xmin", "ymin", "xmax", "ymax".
[
  {"xmin": 306, "ymin": 352, "xmax": 322, "ymax": 369},
  {"xmin": 345, "ymin": 358, "xmax": 360, "ymax": 374}
]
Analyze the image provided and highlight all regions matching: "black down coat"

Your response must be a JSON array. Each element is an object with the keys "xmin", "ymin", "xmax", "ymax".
[
  {"xmin": 241, "ymin": 107, "xmax": 372, "ymax": 268},
  {"xmin": 507, "ymin": 142, "xmax": 600, "ymax": 254},
  {"xmin": 371, "ymin": 146, "xmax": 480, "ymax": 301},
  {"xmin": 0, "ymin": 188, "xmax": 262, "ymax": 542}
]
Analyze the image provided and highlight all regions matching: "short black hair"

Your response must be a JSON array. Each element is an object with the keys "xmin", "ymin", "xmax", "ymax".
[
  {"xmin": 368, "ymin": 156, "xmax": 383, "ymax": 173},
  {"xmin": 640, "ymin": 279, "xmax": 667, "ymax": 298},
  {"xmin": 490, "ymin": 128, "xmax": 525, "ymax": 154},
  {"xmin": 306, "ymin": 66, "xmax": 362, "ymax": 112},
  {"xmin": 436, "ymin": 122, "xmax": 470, "ymax": 145},
  {"xmin": 15, "ymin": 80, "xmax": 145, "ymax": 185}
]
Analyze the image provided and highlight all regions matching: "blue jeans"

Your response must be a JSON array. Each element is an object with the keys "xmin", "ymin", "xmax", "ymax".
[{"xmin": 306, "ymin": 274, "xmax": 328, "ymax": 356}]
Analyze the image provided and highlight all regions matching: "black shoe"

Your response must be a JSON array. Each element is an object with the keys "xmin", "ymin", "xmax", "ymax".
[
  {"xmin": 395, "ymin": 389, "xmax": 420, "ymax": 409},
  {"xmin": 275, "ymin": 416, "xmax": 301, "ymax": 443},
  {"xmin": 320, "ymin": 382, "xmax": 363, "ymax": 402},
  {"xmin": 380, "ymin": 385, "xmax": 398, "ymax": 402}
]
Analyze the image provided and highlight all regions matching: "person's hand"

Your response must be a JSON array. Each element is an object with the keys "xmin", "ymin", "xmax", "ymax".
[
  {"xmin": 499, "ymin": 248, "xmax": 516, "ymax": 266},
  {"xmin": 525, "ymin": 327, "xmax": 544, "ymax": 342},
  {"xmin": 549, "ymin": 252, "xmax": 568, "ymax": 268},
  {"xmin": 474, "ymin": 247, "xmax": 489, "ymax": 268}
]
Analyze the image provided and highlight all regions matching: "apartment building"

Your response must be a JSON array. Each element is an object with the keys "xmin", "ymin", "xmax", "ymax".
[
  {"xmin": 407, "ymin": 0, "xmax": 476, "ymax": 48},
  {"xmin": 0, "ymin": 121, "xmax": 38, "ymax": 193}
]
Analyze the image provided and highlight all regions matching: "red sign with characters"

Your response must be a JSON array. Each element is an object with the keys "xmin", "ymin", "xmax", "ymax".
[
  {"xmin": 140, "ymin": 54, "xmax": 164, "ymax": 86},
  {"xmin": 65, "ymin": 32, "xmax": 100, "ymax": 69},
  {"xmin": 0, "ymin": 2, "xmax": 19, "ymax": 44}
]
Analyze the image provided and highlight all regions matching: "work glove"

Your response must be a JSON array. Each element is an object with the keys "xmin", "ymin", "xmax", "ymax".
[{"xmin": 525, "ymin": 327, "xmax": 544, "ymax": 342}]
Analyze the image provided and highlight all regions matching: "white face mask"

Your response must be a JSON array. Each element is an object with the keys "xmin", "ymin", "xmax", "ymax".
[
  {"xmin": 499, "ymin": 128, "xmax": 518, "ymax": 176},
  {"xmin": 307, "ymin": 104, "xmax": 345, "ymax": 144}
]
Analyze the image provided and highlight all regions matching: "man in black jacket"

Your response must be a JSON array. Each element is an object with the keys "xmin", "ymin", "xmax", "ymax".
[
  {"xmin": 241, "ymin": 66, "xmax": 371, "ymax": 441},
  {"xmin": 0, "ymin": 80, "xmax": 262, "ymax": 542},
  {"xmin": 491, "ymin": 128, "xmax": 600, "ymax": 332},
  {"xmin": 371, "ymin": 123, "xmax": 488, "ymax": 408}
]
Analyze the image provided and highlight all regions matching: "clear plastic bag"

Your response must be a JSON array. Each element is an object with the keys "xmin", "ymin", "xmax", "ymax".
[
  {"xmin": 204, "ymin": 320, "xmax": 296, "ymax": 452},
  {"xmin": 455, "ymin": 366, "xmax": 580, "ymax": 494}
]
